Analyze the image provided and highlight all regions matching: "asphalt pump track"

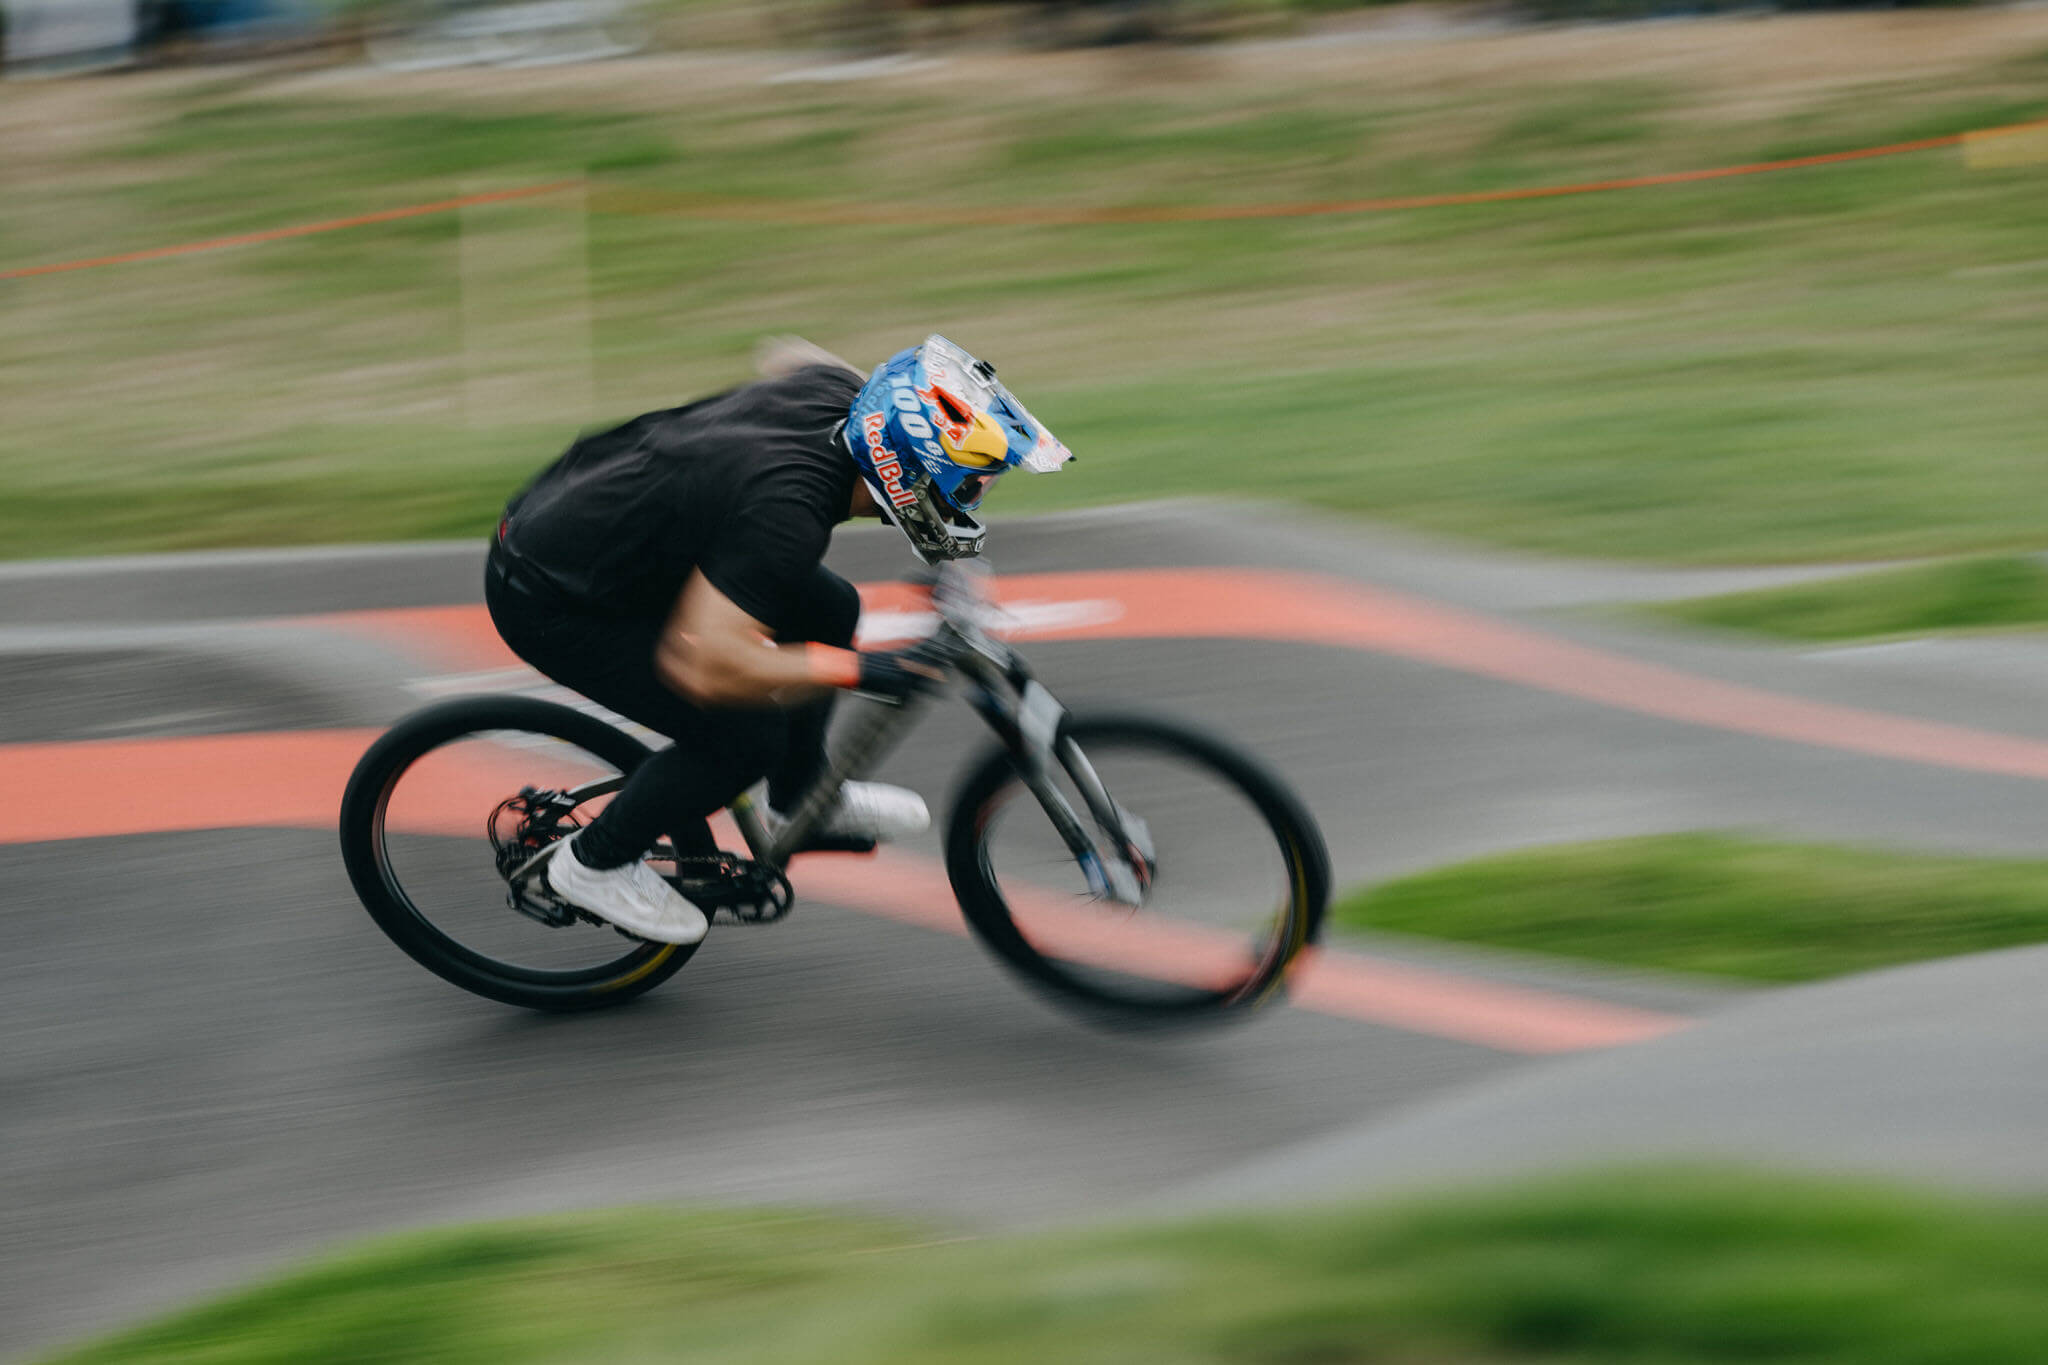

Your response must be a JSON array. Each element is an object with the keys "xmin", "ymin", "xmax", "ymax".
[{"xmin": 5, "ymin": 503, "xmax": 2046, "ymax": 1359}]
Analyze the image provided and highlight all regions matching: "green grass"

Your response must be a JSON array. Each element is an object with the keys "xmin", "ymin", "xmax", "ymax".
[
  {"xmin": 5, "ymin": 37, "xmax": 2048, "ymax": 559},
  {"xmin": 42, "ymin": 1169, "xmax": 2048, "ymax": 1364},
  {"xmin": 1653, "ymin": 555, "xmax": 2048, "ymax": 641},
  {"xmin": 1333, "ymin": 832, "xmax": 2048, "ymax": 982}
]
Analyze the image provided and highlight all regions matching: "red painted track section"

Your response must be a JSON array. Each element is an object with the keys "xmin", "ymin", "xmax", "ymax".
[
  {"xmin": 314, "ymin": 567, "xmax": 2048, "ymax": 781},
  {"xmin": 4, "ymin": 729, "xmax": 380, "ymax": 844}
]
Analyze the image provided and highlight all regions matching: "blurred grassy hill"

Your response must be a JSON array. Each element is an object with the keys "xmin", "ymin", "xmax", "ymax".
[
  {"xmin": 1334, "ymin": 832, "xmax": 2048, "ymax": 982},
  {"xmin": 1650, "ymin": 555, "xmax": 2048, "ymax": 641},
  {"xmin": 3, "ymin": 12, "xmax": 2046, "ymax": 561},
  {"xmin": 42, "ymin": 1168, "xmax": 2048, "ymax": 1364}
]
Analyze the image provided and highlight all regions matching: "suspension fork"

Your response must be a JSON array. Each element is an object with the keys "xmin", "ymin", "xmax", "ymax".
[{"xmin": 961, "ymin": 649, "xmax": 1146, "ymax": 906}]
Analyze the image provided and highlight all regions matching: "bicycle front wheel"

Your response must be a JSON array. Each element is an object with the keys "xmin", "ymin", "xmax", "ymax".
[{"xmin": 945, "ymin": 712, "xmax": 1328, "ymax": 1024}]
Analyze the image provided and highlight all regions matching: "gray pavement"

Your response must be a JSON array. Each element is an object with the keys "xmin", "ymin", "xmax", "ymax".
[
  {"xmin": 5, "ymin": 503, "xmax": 2047, "ymax": 1359},
  {"xmin": 2, "ymin": 828, "xmax": 1521, "ymax": 1355},
  {"xmin": 1163, "ymin": 941, "xmax": 2048, "ymax": 1213}
]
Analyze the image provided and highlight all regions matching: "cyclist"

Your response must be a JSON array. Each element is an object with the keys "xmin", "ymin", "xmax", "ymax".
[{"xmin": 485, "ymin": 335, "xmax": 1072, "ymax": 945}]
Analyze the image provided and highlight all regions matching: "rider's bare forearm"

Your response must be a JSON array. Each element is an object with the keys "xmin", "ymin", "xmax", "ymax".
[
  {"xmin": 658, "ymin": 569, "xmax": 873, "ymax": 707},
  {"xmin": 656, "ymin": 633, "xmax": 848, "ymax": 708}
]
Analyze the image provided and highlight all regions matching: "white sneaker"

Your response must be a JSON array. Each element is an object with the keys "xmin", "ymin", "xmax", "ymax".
[
  {"xmin": 819, "ymin": 782, "xmax": 930, "ymax": 842},
  {"xmin": 544, "ymin": 838, "xmax": 708, "ymax": 945},
  {"xmin": 771, "ymin": 782, "xmax": 931, "ymax": 845}
]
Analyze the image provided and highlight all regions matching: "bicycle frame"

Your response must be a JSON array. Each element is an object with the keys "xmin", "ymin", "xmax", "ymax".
[
  {"xmin": 763, "ymin": 564, "xmax": 1151, "ymax": 901},
  {"xmin": 521, "ymin": 563, "xmax": 1149, "ymax": 908}
]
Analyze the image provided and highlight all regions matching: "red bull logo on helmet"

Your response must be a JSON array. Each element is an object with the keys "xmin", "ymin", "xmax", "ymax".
[{"xmin": 863, "ymin": 412, "xmax": 919, "ymax": 511}]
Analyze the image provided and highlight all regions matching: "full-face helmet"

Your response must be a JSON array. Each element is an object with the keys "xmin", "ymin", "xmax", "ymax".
[{"xmin": 844, "ymin": 336, "xmax": 1072, "ymax": 562}]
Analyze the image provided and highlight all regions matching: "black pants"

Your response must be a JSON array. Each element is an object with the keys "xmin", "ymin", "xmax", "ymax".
[{"xmin": 486, "ymin": 548, "xmax": 859, "ymax": 867}]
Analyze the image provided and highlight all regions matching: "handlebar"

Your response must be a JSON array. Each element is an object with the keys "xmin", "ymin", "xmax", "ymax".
[{"xmin": 928, "ymin": 559, "xmax": 996, "ymax": 636}]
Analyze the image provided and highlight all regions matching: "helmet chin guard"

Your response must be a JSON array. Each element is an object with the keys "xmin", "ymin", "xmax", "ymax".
[{"xmin": 847, "ymin": 427, "xmax": 988, "ymax": 563}]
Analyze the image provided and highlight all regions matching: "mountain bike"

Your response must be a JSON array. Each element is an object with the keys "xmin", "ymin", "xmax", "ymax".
[{"xmin": 338, "ymin": 563, "xmax": 1328, "ymax": 1024}]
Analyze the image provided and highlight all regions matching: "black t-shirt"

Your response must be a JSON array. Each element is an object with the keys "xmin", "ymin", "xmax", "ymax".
[{"xmin": 500, "ymin": 365, "xmax": 861, "ymax": 628}]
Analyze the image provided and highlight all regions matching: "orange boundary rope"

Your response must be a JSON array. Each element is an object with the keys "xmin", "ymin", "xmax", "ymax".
[
  {"xmin": 6, "ymin": 120, "xmax": 2042, "ymax": 282},
  {"xmin": 0, "ymin": 179, "xmax": 582, "ymax": 282},
  {"xmin": 595, "ymin": 131, "xmax": 1981, "ymax": 227}
]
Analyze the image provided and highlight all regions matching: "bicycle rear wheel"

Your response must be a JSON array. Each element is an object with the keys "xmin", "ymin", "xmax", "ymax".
[
  {"xmin": 945, "ymin": 712, "xmax": 1328, "ymax": 1024},
  {"xmin": 339, "ymin": 695, "xmax": 696, "ymax": 1011}
]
